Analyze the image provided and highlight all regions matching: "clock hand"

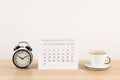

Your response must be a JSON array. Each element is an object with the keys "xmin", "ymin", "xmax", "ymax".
[
  {"xmin": 17, "ymin": 55, "xmax": 23, "ymax": 59},
  {"xmin": 23, "ymin": 55, "xmax": 29, "ymax": 59}
]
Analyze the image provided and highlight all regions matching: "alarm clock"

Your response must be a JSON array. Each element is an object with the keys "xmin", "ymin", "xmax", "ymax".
[{"xmin": 12, "ymin": 41, "xmax": 33, "ymax": 68}]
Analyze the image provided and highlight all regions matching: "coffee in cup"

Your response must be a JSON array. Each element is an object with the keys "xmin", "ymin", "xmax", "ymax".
[{"xmin": 89, "ymin": 51, "xmax": 111, "ymax": 67}]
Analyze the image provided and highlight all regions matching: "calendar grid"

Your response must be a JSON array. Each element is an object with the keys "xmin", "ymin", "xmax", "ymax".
[{"xmin": 38, "ymin": 40, "xmax": 78, "ymax": 69}]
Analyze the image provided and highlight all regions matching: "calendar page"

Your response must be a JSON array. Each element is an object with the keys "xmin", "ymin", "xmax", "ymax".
[{"xmin": 38, "ymin": 40, "xmax": 78, "ymax": 69}]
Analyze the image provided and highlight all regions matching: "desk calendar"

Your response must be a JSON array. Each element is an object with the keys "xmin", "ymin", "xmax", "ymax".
[{"xmin": 38, "ymin": 40, "xmax": 78, "ymax": 69}]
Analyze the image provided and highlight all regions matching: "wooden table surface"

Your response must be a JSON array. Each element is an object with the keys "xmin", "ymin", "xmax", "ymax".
[{"xmin": 0, "ymin": 60, "xmax": 119, "ymax": 80}]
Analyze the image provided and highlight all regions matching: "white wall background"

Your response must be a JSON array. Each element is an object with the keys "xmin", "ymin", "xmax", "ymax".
[{"xmin": 0, "ymin": 0, "xmax": 120, "ymax": 60}]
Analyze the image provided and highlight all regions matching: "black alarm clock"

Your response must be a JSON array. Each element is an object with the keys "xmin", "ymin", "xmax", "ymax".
[{"xmin": 12, "ymin": 41, "xmax": 33, "ymax": 68}]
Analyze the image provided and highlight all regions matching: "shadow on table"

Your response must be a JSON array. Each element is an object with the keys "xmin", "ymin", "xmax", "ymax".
[{"xmin": 30, "ymin": 61, "xmax": 38, "ymax": 69}]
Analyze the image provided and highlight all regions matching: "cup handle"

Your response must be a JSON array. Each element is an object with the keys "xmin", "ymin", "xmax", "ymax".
[{"xmin": 105, "ymin": 57, "xmax": 111, "ymax": 64}]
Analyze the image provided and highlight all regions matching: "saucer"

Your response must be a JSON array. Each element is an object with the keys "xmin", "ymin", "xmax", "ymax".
[{"xmin": 84, "ymin": 62, "xmax": 111, "ymax": 70}]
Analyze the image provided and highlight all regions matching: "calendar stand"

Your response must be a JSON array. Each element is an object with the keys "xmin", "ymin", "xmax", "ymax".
[{"xmin": 38, "ymin": 40, "xmax": 78, "ymax": 69}]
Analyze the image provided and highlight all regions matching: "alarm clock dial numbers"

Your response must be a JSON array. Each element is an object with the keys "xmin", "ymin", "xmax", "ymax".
[{"xmin": 13, "ymin": 50, "xmax": 31, "ymax": 68}]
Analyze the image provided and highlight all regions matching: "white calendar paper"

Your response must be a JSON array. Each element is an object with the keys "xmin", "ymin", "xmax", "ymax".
[{"xmin": 38, "ymin": 40, "xmax": 78, "ymax": 69}]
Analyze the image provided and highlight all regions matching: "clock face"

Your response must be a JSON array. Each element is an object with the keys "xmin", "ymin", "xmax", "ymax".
[{"xmin": 13, "ymin": 50, "xmax": 31, "ymax": 68}]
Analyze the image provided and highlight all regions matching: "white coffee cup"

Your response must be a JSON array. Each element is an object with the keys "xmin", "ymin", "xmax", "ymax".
[{"xmin": 89, "ymin": 51, "xmax": 111, "ymax": 67}]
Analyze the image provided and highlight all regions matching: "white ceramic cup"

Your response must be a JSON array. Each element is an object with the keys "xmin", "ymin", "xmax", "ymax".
[{"xmin": 89, "ymin": 51, "xmax": 111, "ymax": 67}]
